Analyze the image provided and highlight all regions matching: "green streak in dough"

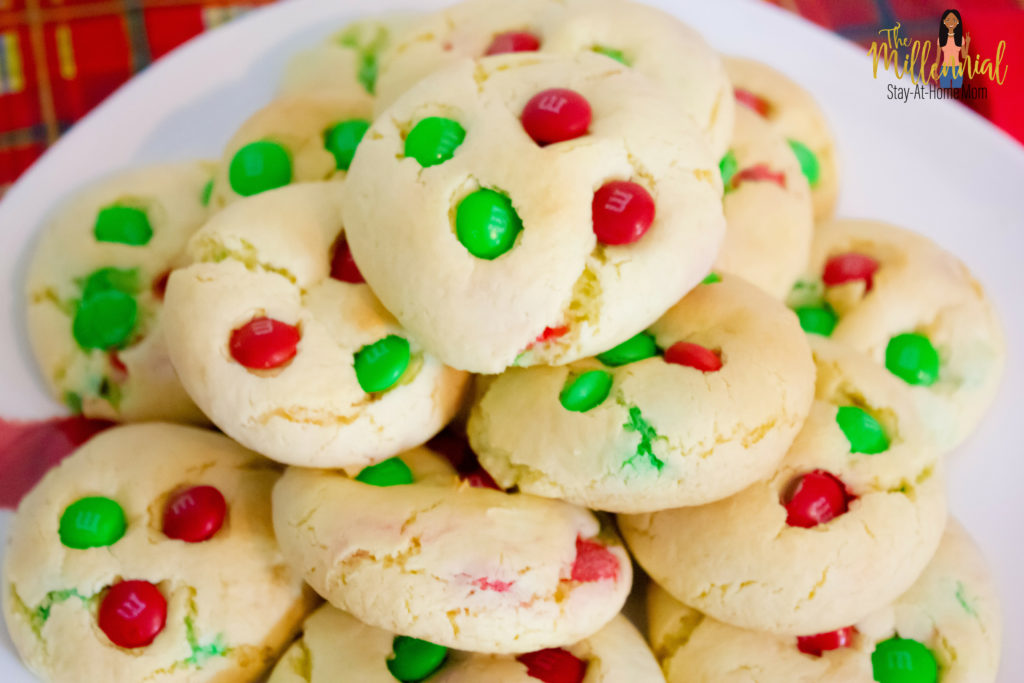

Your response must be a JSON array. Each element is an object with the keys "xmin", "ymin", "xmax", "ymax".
[
  {"xmin": 622, "ymin": 405, "xmax": 665, "ymax": 472},
  {"xmin": 955, "ymin": 581, "xmax": 977, "ymax": 616},
  {"xmin": 63, "ymin": 391, "xmax": 83, "ymax": 414},
  {"xmin": 183, "ymin": 614, "xmax": 230, "ymax": 667},
  {"xmin": 337, "ymin": 24, "xmax": 389, "ymax": 95},
  {"xmin": 32, "ymin": 589, "xmax": 93, "ymax": 628}
]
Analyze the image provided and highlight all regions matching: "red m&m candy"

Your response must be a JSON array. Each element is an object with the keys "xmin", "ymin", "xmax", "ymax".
[
  {"xmin": 521, "ymin": 89, "xmax": 591, "ymax": 145},
  {"xmin": 784, "ymin": 470, "xmax": 851, "ymax": 528},
  {"xmin": 163, "ymin": 485, "xmax": 226, "ymax": 543},
  {"xmin": 665, "ymin": 342, "xmax": 722, "ymax": 372},
  {"xmin": 734, "ymin": 88, "xmax": 771, "ymax": 117},
  {"xmin": 330, "ymin": 237, "xmax": 364, "ymax": 284},
  {"xmin": 823, "ymin": 252, "xmax": 879, "ymax": 291},
  {"xmin": 592, "ymin": 181, "xmax": 655, "ymax": 245},
  {"xmin": 485, "ymin": 31, "xmax": 541, "ymax": 55},
  {"xmin": 797, "ymin": 626, "xmax": 855, "ymax": 656},
  {"xmin": 517, "ymin": 648, "xmax": 588, "ymax": 683},
  {"xmin": 229, "ymin": 317, "xmax": 300, "ymax": 370},
  {"xmin": 570, "ymin": 537, "xmax": 619, "ymax": 582},
  {"xmin": 98, "ymin": 580, "xmax": 167, "ymax": 648}
]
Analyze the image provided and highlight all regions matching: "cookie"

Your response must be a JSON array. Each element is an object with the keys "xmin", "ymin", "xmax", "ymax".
[
  {"xmin": 268, "ymin": 607, "xmax": 663, "ymax": 682},
  {"xmin": 163, "ymin": 182, "xmax": 469, "ymax": 470},
  {"xmin": 467, "ymin": 275, "xmax": 814, "ymax": 513},
  {"xmin": 646, "ymin": 519, "xmax": 1001, "ymax": 683},
  {"xmin": 279, "ymin": 15, "xmax": 416, "ymax": 97},
  {"xmin": 619, "ymin": 341, "xmax": 947, "ymax": 635},
  {"xmin": 375, "ymin": 0, "xmax": 734, "ymax": 156},
  {"xmin": 1, "ymin": 423, "xmax": 317, "ymax": 682},
  {"xmin": 209, "ymin": 90, "xmax": 373, "ymax": 208},
  {"xmin": 25, "ymin": 162, "xmax": 213, "ymax": 423},
  {"xmin": 271, "ymin": 446, "xmax": 632, "ymax": 653},
  {"xmin": 714, "ymin": 106, "xmax": 813, "ymax": 299},
  {"xmin": 724, "ymin": 57, "xmax": 839, "ymax": 220},
  {"xmin": 343, "ymin": 52, "xmax": 725, "ymax": 373},
  {"xmin": 789, "ymin": 218, "xmax": 1005, "ymax": 451}
]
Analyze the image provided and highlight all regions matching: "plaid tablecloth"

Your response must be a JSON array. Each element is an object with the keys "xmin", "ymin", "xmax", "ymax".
[{"xmin": 1, "ymin": 0, "xmax": 1021, "ymax": 196}]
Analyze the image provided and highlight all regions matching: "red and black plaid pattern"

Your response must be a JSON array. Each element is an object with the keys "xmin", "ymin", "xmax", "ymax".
[{"xmin": 0, "ymin": 0, "xmax": 1021, "ymax": 196}]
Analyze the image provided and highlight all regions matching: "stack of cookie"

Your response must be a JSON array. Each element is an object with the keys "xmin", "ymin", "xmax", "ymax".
[{"xmin": 3, "ymin": 0, "xmax": 1005, "ymax": 681}]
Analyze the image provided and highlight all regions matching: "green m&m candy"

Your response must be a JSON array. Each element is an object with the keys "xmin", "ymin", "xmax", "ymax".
[
  {"xmin": 597, "ymin": 332, "xmax": 658, "ymax": 367},
  {"xmin": 387, "ymin": 636, "xmax": 447, "ymax": 681},
  {"xmin": 354, "ymin": 335, "xmax": 411, "ymax": 393},
  {"xmin": 836, "ymin": 406, "xmax": 889, "ymax": 454},
  {"xmin": 719, "ymin": 151, "xmax": 738, "ymax": 189},
  {"xmin": 794, "ymin": 304, "xmax": 837, "ymax": 337},
  {"xmin": 885, "ymin": 333, "xmax": 939, "ymax": 386},
  {"xmin": 787, "ymin": 139, "xmax": 820, "ymax": 187},
  {"xmin": 355, "ymin": 457, "xmax": 414, "ymax": 487},
  {"xmin": 560, "ymin": 370, "xmax": 613, "ymax": 413},
  {"xmin": 94, "ymin": 205, "xmax": 153, "ymax": 246},
  {"xmin": 73, "ymin": 289, "xmax": 138, "ymax": 350},
  {"xmin": 228, "ymin": 140, "xmax": 292, "ymax": 197},
  {"xmin": 404, "ymin": 117, "xmax": 466, "ymax": 168},
  {"xmin": 871, "ymin": 637, "xmax": 938, "ymax": 683},
  {"xmin": 59, "ymin": 496, "xmax": 126, "ymax": 549},
  {"xmin": 324, "ymin": 118, "xmax": 370, "ymax": 171},
  {"xmin": 702, "ymin": 272, "xmax": 722, "ymax": 285},
  {"xmin": 592, "ymin": 45, "xmax": 631, "ymax": 65},
  {"xmin": 81, "ymin": 267, "xmax": 140, "ymax": 300},
  {"xmin": 455, "ymin": 189, "xmax": 523, "ymax": 260}
]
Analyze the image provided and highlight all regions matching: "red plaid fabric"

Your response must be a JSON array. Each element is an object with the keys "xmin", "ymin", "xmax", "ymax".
[{"xmin": 0, "ymin": 0, "xmax": 1021, "ymax": 196}]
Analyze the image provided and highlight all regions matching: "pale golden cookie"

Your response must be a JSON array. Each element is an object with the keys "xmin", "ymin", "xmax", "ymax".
[
  {"xmin": 620, "ymin": 341, "xmax": 947, "ymax": 635},
  {"xmin": 2, "ymin": 424, "xmax": 317, "ymax": 682}
]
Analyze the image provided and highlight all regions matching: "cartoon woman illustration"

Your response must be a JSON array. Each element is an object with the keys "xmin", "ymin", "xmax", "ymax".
[{"xmin": 935, "ymin": 9, "xmax": 970, "ymax": 88}]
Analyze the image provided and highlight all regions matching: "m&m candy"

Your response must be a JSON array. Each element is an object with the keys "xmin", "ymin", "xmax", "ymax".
[
  {"xmin": 516, "ymin": 648, "xmax": 588, "ymax": 683},
  {"xmin": 871, "ymin": 637, "xmax": 938, "ymax": 683},
  {"xmin": 794, "ymin": 305, "xmax": 837, "ymax": 337},
  {"xmin": 94, "ymin": 205, "xmax": 153, "ymax": 246},
  {"xmin": 229, "ymin": 317, "xmax": 301, "ymax": 370},
  {"xmin": 485, "ymin": 31, "xmax": 541, "ymax": 55},
  {"xmin": 823, "ymin": 252, "xmax": 879, "ymax": 290},
  {"xmin": 59, "ymin": 496, "xmax": 126, "ymax": 549},
  {"xmin": 73, "ymin": 290, "xmax": 138, "ymax": 350},
  {"xmin": 885, "ymin": 333, "xmax": 940, "ymax": 386},
  {"xmin": 324, "ymin": 119, "xmax": 370, "ymax": 171},
  {"xmin": 835, "ymin": 406, "xmax": 889, "ymax": 455},
  {"xmin": 355, "ymin": 457, "xmax": 414, "ymax": 487},
  {"xmin": 386, "ymin": 636, "xmax": 448, "ymax": 681},
  {"xmin": 521, "ymin": 88, "xmax": 591, "ymax": 145},
  {"xmin": 788, "ymin": 139, "xmax": 820, "ymax": 187},
  {"xmin": 797, "ymin": 626, "xmax": 855, "ymax": 656},
  {"xmin": 353, "ymin": 335, "xmax": 411, "ymax": 393},
  {"xmin": 571, "ymin": 537, "xmax": 619, "ymax": 583},
  {"xmin": 592, "ymin": 181, "xmax": 655, "ymax": 245},
  {"xmin": 98, "ymin": 580, "xmax": 167, "ymax": 649},
  {"xmin": 664, "ymin": 342, "xmax": 722, "ymax": 372},
  {"xmin": 404, "ymin": 117, "xmax": 466, "ymax": 168},
  {"xmin": 330, "ymin": 237, "xmax": 365, "ymax": 284},
  {"xmin": 455, "ymin": 189, "xmax": 523, "ymax": 259},
  {"xmin": 228, "ymin": 141, "xmax": 292, "ymax": 197},
  {"xmin": 559, "ymin": 371, "xmax": 613, "ymax": 413},
  {"xmin": 596, "ymin": 332, "xmax": 658, "ymax": 367},
  {"xmin": 162, "ymin": 486, "xmax": 226, "ymax": 543},
  {"xmin": 784, "ymin": 470, "xmax": 850, "ymax": 528}
]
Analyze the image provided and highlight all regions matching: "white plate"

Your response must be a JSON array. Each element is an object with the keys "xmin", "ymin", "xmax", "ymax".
[{"xmin": 1, "ymin": 0, "xmax": 1022, "ymax": 679}]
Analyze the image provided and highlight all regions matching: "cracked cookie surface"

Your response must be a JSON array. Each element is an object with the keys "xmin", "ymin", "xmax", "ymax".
[
  {"xmin": 1, "ymin": 423, "xmax": 317, "ymax": 682},
  {"xmin": 374, "ymin": 0, "xmax": 733, "ymax": 156},
  {"xmin": 344, "ymin": 51, "xmax": 725, "ymax": 373},
  {"xmin": 713, "ymin": 107, "xmax": 813, "ymax": 299},
  {"xmin": 724, "ymin": 56, "xmax": 839, "ymax": 220},
  {"xmin": 619, "ymin": 341, "xmax": 948, "ymax": 635},
  {"xmin": 26, "ymin": 162, "xmax": 214, "ymax": 423},
  {"xmin": 793, "ymin": 218, "xmax": 1005, "ymax": 452},
  {"xmin": 272, "ymin": 446, "xmax": 632, "ymax": 653},
  {"xmin": 164, "ymin": 183, "xmax": 469, "ymax": 470},
  {"xmin": 467, "ymin": 275, "xmax": 815, "ymax": 513},
  {"xmin": 268, "ymin": 606, "xmax": 663, "ymax": 682},
  {"xmin": 646, "ymin": 519, "xmax": 1000, "ymax": 683}
]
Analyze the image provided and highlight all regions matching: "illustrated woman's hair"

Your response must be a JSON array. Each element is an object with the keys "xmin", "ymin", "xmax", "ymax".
[{"xmin": 939, "ymin": 9, "xmax": 963, "ymax": 47}]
